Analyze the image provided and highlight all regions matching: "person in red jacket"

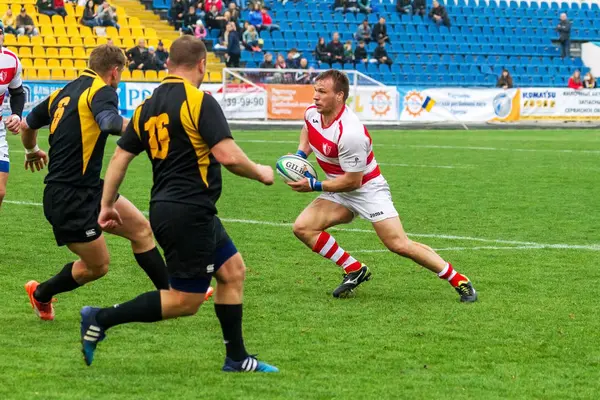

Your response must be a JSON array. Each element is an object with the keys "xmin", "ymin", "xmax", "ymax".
[
  {"xmin": 53, "ymin": 0, "xmax": 67, "ymax": 17},
  {"xmin": 568, "ymin": 70, "xmax": 583, "ymax": 90},
  {"xmin": 260, "ymin": 6, "xmax": 279, "ymax": 32},
  {"xmin": 204, "ymin": 0, "xmax": 223, "ymax": 13}
]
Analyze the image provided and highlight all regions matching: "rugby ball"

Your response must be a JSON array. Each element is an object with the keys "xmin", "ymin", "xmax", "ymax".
[{"xmin": 276, "ymin": 155, "xmax": 319, "ymax": 183}]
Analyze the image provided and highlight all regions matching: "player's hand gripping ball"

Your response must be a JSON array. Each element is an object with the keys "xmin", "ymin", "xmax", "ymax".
[{"xmin": 276, "ymin": 155, "xmax": 318, "ymax": 183}]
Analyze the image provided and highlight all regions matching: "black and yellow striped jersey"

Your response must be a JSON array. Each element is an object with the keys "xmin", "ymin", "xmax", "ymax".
[
  {"xmin": 117, "ymin": 75, "xmax": 232, "ymax": 212},
  {"xmin": 26, "ymin": 69, "xmax": 122, "ymax": 188}
]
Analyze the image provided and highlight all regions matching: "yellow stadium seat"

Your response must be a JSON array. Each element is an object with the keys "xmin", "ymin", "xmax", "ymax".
[
  {"xmin": 40, "ymin": 26, "xmax": 54, "ymax": 37},
  {"xmin": 19, "ymin": 47, "xmax": 32, "ymax": 58},
  {"xmin": 119, "ymin": 27, "xmax": 132, "ymax": 38},
  {"xmin": 54, "ymin": 26, "xmax": 68, "ymax": 37},
  {"xmin": 61, "ymin": 59, "xmax": 74, "ymax": 69},
  {"xmin": 83, "ymin": 37, "xmax": 96, "ymax": 47},
  {"xmin": 131, "ymin": 70, "xmax": 144, "ymax": 81},
  {"xmin": 47, "ymin": 59, "xmax": 60, "ymax": 68},
  {"xmin": 145, "ymin": 70, "xmax": 158, "ymax": 81},
  {"xmin": 210, "ymin": 71, "xmax": 222, "ymax": 82},
  {"xmin": 10, "ymin": 4, "xmax": 22, "ymax": 14},
  {"xmin": 85, "ymin": 48, "xmax": 93, "ymax": 57},
  {"xmin": 51, "ymin": 15, "xmax": 65, "ymax": 26},
  {"xmin": 100, "ymin": 37, "xmax": 114, "ymax": 46},
  {"xmin": 30, "ymin": 36, "xmax": 43, "ymax": 46},
  {"xmin": 74, "ymin": 59, "xmax": 87, "ymax": 69},
  {"xmin": 0, "ymin": 5, "xmax": 7, "ymax": 14},
  {"xmin": 74, "ymin": 5, "xmax": 83, "ymax": 17},
  {"xmin": 158, "ymin": 70, "xmax": 167, "ymax": 80},
  {"xmin": 51, "ymin": 69, "xmax": 64, "ymax": 80},
  {"xmin": 145, "ymin": 28, "xmax": 157, "ymax": 39},
  {"xmin": 121, "ymin": 69, "xmax": 131, "ymax": 81},
  {"xmin": 65, "ymin": 16, "xmax": 77, "ymax": 26},
  {"xmin": 130, "ymin": 28, "xmax": 144, "ymax": 38},
  {"xmin": 147, "ymin": 39, "xmax": 158, "ymax": 48},
  {"xmin": 73, "ymin": 47, "xmax": 86, "ymax": 59},
  {"xmin": 64, "ymin": 69, "xmax": 77, "ymax": 80},
  {"xmin": 162, "ymin": 39, "xmax": 172, "ymax": 49},
  {"xmin": 7, "ymin": 46, "xmax": 18, "ymax": 55},
  {"xmin": 79, "ymin": 26, "xmax": 92, "ymax": 37},
  {"xmin": 37, "ymin": 14, "xmax": 51, "ymax": 26},
  {"xmin": 121, "ymin": 38, "xmax": 135, "ymax": 49},
  {"xmin": 128, "ymin": 17, "xmax": 141, "ymax": 27},
  {"xmin": 37, "ymin": 68, "xmax": 50, "ymax": 80},
  {"xmin": 17, "ymin": 35, "xmax": 30, "ymax": 46},
  {"xmin": 64, "ymin": 4, "xmax": 75, "ymax": 16},
  {"xmin": 59, "ymin": 48, "xmax": 73, "ymax": 59},
  {"xmin": 57, "ymin": 37, "xmax": 70, "ymax": 48},
  {"xmin": 24, "ymin": 4, "xmax": 36, "ymax": 13},
  {"xmin": 24, "ymin": 69, "xmax": 37, "ymax": 80},
  {"xmin": 103, "ymin": 26, "xmax": 119, "ymax": 38},
  {"xmin": 67, "ymin": 26, "xmax": 80, "ymax": 38},
  {"xmin": 34, "ymin": 59, "xmax": 46, "ymax": 68},
  {"xmin": 43, "ymin": 36, "xmax": 57, "ymax": 47},
  {"xmin": 32, "ymin": 46, "xmax": 45, "ymax": 58},
  {"xmin": 71, "ymin": 37, "xmax": 84, "ymax": 47},
  {"xmin": 21, "ymin": 58, "xmax": 33, "ymax": 68},
  {"xmin": 46, "ymin": 48, "xmax": 59, "ymax": 58},
  {"xmin": 3, "ymin": 35, "xmax": 16, "ymax": 46}
]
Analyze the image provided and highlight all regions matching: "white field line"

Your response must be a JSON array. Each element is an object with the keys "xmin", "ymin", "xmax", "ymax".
[
  {"xmin": 5, "ymin": 200, "xmax": 600, "ymax": 251},
  {"xmin": 234, "ymin": 139, "xmax": 600, "ymax": 154},
  {"xmin": 350, "ymin": 245, "xmax": 547, "ymax": 253}
]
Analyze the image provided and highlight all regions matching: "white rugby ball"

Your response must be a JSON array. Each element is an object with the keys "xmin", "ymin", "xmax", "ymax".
[{"xmin": 276, "ymin": 155, "xmax": 319, "ymax": 183}]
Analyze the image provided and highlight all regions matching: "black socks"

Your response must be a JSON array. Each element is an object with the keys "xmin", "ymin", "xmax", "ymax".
[
  {"xmin": 34, "ymin": 262, "xmax": 80, "ymax": 303},
  {"xmin": 96, "ymin": 291, "xmax": 162, "ymax": 330},
  {"xmin": 134, "ymin": 247, "xmax": 169, "ymax": 290},
  {"xmin": 215, "ymin": 304, "xmax": 249, "ymax": 362}
]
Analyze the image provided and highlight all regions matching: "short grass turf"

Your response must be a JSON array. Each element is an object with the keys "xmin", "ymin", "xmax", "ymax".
[{"xmin": 1, "ymin": 128, "xmax": 600, "ymax": 399}]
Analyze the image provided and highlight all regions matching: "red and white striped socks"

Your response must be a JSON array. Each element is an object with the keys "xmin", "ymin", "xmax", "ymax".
[
  {"xmin": 312, "ymin": 232, "xmax": 362, "ymax": 274},
  {"xmin": 438, "ymin": 263, "xmax": 468, "ymax": 287}
]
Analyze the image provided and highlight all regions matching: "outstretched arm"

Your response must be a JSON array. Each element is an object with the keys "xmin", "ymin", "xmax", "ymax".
[{"xmin": 211, "ymin": 138, "xmax": 273, "ymax": 185}]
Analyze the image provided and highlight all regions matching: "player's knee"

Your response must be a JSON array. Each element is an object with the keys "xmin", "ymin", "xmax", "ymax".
[
  {"xmin": 175, "ymin": 293, "xmax": 204, "ymax": 316},
  {"xmin": 132, "ymin": 219, "xmax": 154, "ymax": 247},
  {"xmin": 386, "ymin": 237, "xmax": 414, "ymax": 257},
  {"xmin": 292, "ymin": 219, "xmax": 311, "ymax": 240},
  {"xmin": 0, "ymin": 187, "xmax": 5, "ymax": 205},
  {"xmin": 216, "ymin": 257, "xmax": 246, "ymax": 286}
]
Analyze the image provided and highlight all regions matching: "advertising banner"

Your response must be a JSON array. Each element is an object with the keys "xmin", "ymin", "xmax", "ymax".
[
  {"xmin": 348, "ymin": 86, "xmax": 399, "ymax": 121},
  {"xmin": 266, "ymin": 84, "xmax": 314, "ymax": 120},
  {"xmin": 520, "ymin": 88, "xmax": 600, "ymax": 121},
  {"xmin": 399, "ymin": 88, "xmax": 520, "ymax": 123}
]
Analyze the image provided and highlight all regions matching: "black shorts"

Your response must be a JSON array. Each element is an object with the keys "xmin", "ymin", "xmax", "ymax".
[
  {"xmin": 43, "ymin": 182, "xmax": 119, "ymax": 247},
  {"xmin": 149, "ymin": 202, "xmax": 236, "ymax": 293}
]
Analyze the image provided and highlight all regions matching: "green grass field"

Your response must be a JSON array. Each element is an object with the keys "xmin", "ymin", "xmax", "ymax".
[{"xmin": 2, "ymin": 128, "xmax": 600, "ymax": 399}]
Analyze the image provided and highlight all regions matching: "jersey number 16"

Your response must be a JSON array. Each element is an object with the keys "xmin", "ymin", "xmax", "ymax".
[{"xmin": 145, "ymin": 113, "xmax": 170, "ymax": 160}]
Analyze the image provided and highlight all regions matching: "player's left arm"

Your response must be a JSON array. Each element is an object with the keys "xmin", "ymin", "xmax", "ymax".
[
  {"xmin": 6, "ymin": 59, "xmax": 25, "ymax": 133},
  {"xmin": 91, "ymin": 86, "xmax": 129, "ymax": 135},
  {"xmin": 20, "ymin": 95, "xmax": 52, "ymax": 172}
]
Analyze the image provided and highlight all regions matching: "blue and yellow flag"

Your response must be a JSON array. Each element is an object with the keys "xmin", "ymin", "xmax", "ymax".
[{"xmin": 422, "ymin": 96, "xmax": 436, "ymax": 112}]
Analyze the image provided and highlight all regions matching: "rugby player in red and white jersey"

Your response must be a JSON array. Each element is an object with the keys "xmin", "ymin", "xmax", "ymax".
[
  {"xmin": 287, "ymin": 70, "xmax": 477, "ymax": 301},
  {"xmin": 0, "ymin": 26, "xmax": 26, "ymax": 208}
]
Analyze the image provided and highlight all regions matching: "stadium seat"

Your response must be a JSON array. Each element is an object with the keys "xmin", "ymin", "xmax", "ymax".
[
  {"xmin": 131, "ymin": 70, "xmax": 144, "ymax": 80},
  {"xmin": 51, "ymin": 69, "xmax": 65, "ymax": 80},
  {"xmin": 64, "ymin": 69, "xmax": 78, "ymax": 80},
  {"xmin": 145, "ymin": 70, "xmax": 159, "ymax": 81},
  {"xmin": 47, "ymin": 48, "xmax": 59, "ymax": 58},
  {"xmin": 74, "ymin": 60, "xmax": 87, "ymax": 70},
  {"xmin": 37, "ymin": 69, "xmax": 50, "ymax": 80},
  {"xmin": 61, "ymin": 59, "xmax": 74, "ymax": 69},
  {"xmin": 47, "ymin": 59, "xmax": 60, "ymax": 69}
]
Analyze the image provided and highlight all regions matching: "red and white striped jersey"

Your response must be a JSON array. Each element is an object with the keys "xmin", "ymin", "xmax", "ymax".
[
  {"xmin": 304, "ymin": 104, "xmax": 382, "ymax": 187},
  {"xmin": 0, "ymin": 47, "xmax": 22, "ymax": 108}
]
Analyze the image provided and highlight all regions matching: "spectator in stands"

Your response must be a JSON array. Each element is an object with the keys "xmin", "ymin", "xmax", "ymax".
[
  {"xmin": 496, "ymin": 69, "xmax": 513, "ymax": 89},
  {"xmin": 343, "ymin": 40, "xmax": 354, "ymax": 64},
  {"xmin": 81, "ymin": 0, "xmax": 98, "ymax": 27},
  {"xmin": 195, "ymin": 19, "xmax": 207, "ymax": 39},
  {"xmin": 396, "ymin": 0, "xmax": 412, "ymax": 15},
  {"xmin": 226, "ymin": 21, "xmax": 241, "ymax": 67},
  {"xmin": 556, "ymin": 13, "xmax": 571, "ymax": 59},
  {"xmin": 412, "ymin": 0, "xmax": 426, "ymax": 17},
  {"xmin": 205, "ymin": 5, "xmax": 227, "ymax": 31},
  {"xmin": 315, "ymin": 37, "xmax": 330, "ymax": 64},
  {"xmin": 354, "ymin": 20, "xmax": 371, "ymax": 43},
  {"xmin": 126, "ymin": 39, "xmax": 147, "ymax": 71},
  {"xmin": 429, "ymin": 0, "xmax": 450, "ymax": 27},
  {"xmin": 143, "ymin": 46, "xmax": 161, "ymax": 71},
  {"xmin": 169, "ymin": 0, "xmax": 185, "ymax": 30},
  {"xmin": 371, "ymin": 39, "xmax": 393, "ymax": 65},
  {"xmin": 242, "ymin": 23, "xmax": 260, "ymax": 51},
  {"xmin": 583, "ymin": 72, "xmax": 596, "ymax": 89},
  {"xmin": 345, "ymin": 0, "xmax": 360, "ymax": 13},
  {"xmin": 156, "ymin": 40, "xmax": 169, "ymax": 70},
  {"xmin": 286, "ymin": 48, "xmax": 300, "ymax": 68},
  {"xmin": 275, "ymin": 53, "xmax": 287, "ymax": 69},
  {"xmin": 2, "ymin": 10, "xmax": 18, "ymax": 35},
  {"xmin": 333, "ymin": 0, "xmax": 345, "ymax": 12},
  {"xmin": 248, "ymin": 3, "xmax": 262, "ymax": 29},
  {"xmin": 260, "ymin": 52, "xmax": 275, "ymax": 69},
  {"xmin": 357, "ymin": 0, "xmax": 373, "ymax": 14},
  {"xmin": 372, "ymin": 17, "xmax": 390, "ymax": 44},
  {"xmin": 327, "ymin": 32, "xmax": 344, "ymax": 65},
  {"xmin": 204, "ymin": 0, "xmax": 223, "ymax": 13},
  {"xmin": 37, "ymin": 0, "xmax": 57, "ymax": 17},
  {"xmin": 260, "ymin": 7, "xmax": 279, "ymax": 32},
  {"xmin": 16, "ymin": 8, "xmax": 38, "ymax": 37},
  {"xmin": 294, "ymin": 58, "xmax": 311, "ymax": 84},
  {"xmin": 181, "ymin": 5, "xmax": 198, "ymax": 34},
  {"xmin": 228, "ymin": 2, "xmax": 240, "ymax": 27},
  {"xmin": 194, "ymin": 1, "xmax": 206, "ymax": 20},
  {"xmin": 568, "ymin": 70, "xmax": 583, "ymax": 90},
  {"xmin": 354, "ymin": 39, "xmax": 368, "ymax": 63},
  {"xmin": 97, "ymin": 1, "xmax": 119, "ymax": 30},
  {"xmin": 53, "ymin": 0, "xmax": 67, "ymax": 17},
  {"xmin": 213, "ymin": 20, "xmax": 230, "ymax": 50}
]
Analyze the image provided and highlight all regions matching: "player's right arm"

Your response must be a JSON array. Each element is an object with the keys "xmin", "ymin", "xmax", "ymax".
[
  {"xmin": 20, "ymin": 94, "xmax": 53, "ymax": 172},
  {"xmin": 200, "ymin": 94, "xmax": 273, "ymax": 185}
]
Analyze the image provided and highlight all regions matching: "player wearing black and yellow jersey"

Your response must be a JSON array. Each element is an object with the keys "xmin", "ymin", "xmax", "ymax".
[
  {"xmin": 79, "ymin": 36, "xmax": 278, "ymax": 373},
  {"xmin": 20, "ymin": 45, "xmax": 169, "ymax": 321}
]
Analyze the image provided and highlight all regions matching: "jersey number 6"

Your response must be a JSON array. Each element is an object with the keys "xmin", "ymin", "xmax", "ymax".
[
  {"xmin": 50, "ymin": 97, "xmax": 71, "ymax": 134},
  {"xmin": 145, "ymin": 113, "xmax": 170, "ymax": 159}
]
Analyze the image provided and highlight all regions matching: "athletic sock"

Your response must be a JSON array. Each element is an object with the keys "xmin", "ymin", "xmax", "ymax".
[
  {"xmin": 312, "ymin": 232, "xmax": 362, "ymax": 273},
  {"xmin": 214, "ymin": 304, "xmax": 249, "ymax": 362},
  {"xmin": 134, "ymin": 247, "xmax": 169, "ymax": 290},
  {"xmin": 437, "ymin": 263, "xmax": 469, "ymax": 287},
  {"xmin": 34, "ymin": 262, "xmax": 80, "ymax": 303},
  {"xmin": 95, "ymin": 291, "xmax": 162, "ymax": 330}
]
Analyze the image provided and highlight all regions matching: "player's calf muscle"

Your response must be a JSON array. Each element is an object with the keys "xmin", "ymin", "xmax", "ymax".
[{"xmin": 161, "ymin": 290, "xmax": 204, "ymax": 317}]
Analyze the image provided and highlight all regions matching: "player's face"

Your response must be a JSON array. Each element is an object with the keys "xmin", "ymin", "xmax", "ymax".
[
  {"xmin": 313, "ymin": 78, "xmax": 340, "ymax": 114},
  {"xmin": 109, "ymin": 66, "xmax": 123, "ymax": 88}
]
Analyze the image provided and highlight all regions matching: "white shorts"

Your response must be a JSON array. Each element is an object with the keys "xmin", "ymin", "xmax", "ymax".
[
  {"xmin": 0, "ymin": 122, "xmax": 8, "ymax": 172},
  {"xmin": 318, "ymin": 176, "xmax": 399, "ymax": 223}
]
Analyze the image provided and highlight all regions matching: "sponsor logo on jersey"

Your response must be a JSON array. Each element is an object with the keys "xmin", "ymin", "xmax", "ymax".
[{"xmin": 85, "ymin": 229, "xmax": 97, "ymax": 238}]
